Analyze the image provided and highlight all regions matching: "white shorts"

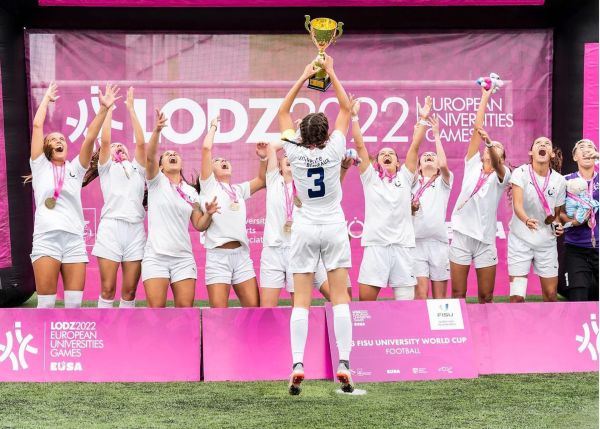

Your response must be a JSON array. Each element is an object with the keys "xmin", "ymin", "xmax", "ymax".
[
  {"xmin": 92, "ymin": 218, "xmax": 146, "ymax": 262},
  {"xmin": 414, "ymin": 239, "xmax": 450, "ymax": 281},
  {"xmin": 508, "ymin": 233, "xmax": 558, "ymax": 278},
  {"xmin": 290, "ymin": 222, "xmax": 351, "ymax": 273},
  {"xmin": 30, "ymin": 230, "xmax": 88, "ymax": 264},
  {"xmin": 142, "ymin": 248, "xmax": 197, "ymax": 283},
  {"xmin": 358, "ymin": 245, "xmax": 416, "ymax": 288},
  {"xmin": 205, "ymin": 246, "xmax": 256, "ymax": 285},
  {"xmin": 260, "ymin": 246, "xmax": 327, "ymax": 292},
  {"xmin": 449, "ymin": 231, "xmax": 498, "ymax": 269}
]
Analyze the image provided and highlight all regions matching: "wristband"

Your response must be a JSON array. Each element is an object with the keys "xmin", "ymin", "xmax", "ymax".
[
  {"xmin": 259, "ymin": 156, "xmax": 268, "ymax": 162},
  {"xmin": 210, "ymin": 124, "xmax": 217, "ymax": 131},
  {"xmin": 485, "ymin": 141, "xmax": 493, "ymax": 148},
  {"xmin": 417, "ymin": 119, "xmax": 429, "ymax": 127},
  {"xmin": 351, "ymin": 116, "xmax": 359, "ymax": 123},
  {"xmin": 341, "ymin": 165, "xmax": 349, "ymax": 170}
]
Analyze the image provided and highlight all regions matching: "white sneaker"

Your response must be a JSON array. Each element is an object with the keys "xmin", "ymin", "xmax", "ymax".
[
  {"xmin": 288, "ymin": 363, "xmax": 304, "ymax": 396},
  {"xmin": 336, "ymin": 362, "xmax": 355, "ymax": 393}
]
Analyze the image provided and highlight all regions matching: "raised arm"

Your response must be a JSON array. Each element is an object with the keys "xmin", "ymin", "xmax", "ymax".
[
  {"xmin": 467, "ymin": 87, "xmax": 493, "ymax": 161},
  {"xmin": 349, "ymin": 94, "xmax": 370, "ymax": 174},
  {"xmin": 266, "ymin": 141, "xmax": 279, "ymax": 174},
  {"xmin": 201, "ymin": 116, "xmax": 219, "ymax": 180},
  {"xmin": 98, "ymin": 106, "xmax": 113, "ymax": 166},
  {"xmin": 31, "ymin": 82, "xmax": 59, "ymax": 160},
  {"xmin": 79, "ymin": 84, "xmax": 121, "ymax": 168},
  {"xmin": 191, "ymin": 196, "xmax": 220, "ymax": 232},
  {"xmin": 278, "ymin": 63, "xmax": 319, "ymax": 133},
  {"xmin": 249, "ymin": 142, "xmax": 268, "ymax": 195},
  {"xmin": 320, "ymin": 54, "xmax": 351, "ymax": 136},
  {"xmin": 512, "ymin": 184, "xmax": 539, "ymax": 231},
  {"xmin": 478, "ymin": 128, "xmax": 506, "ymax": 182},
  {"xmin": 145, "ymin": 110, "xmax": 167, "ymax": 181},
  {"xmin": 125, "ymin": 87, "xmax": 146, "ymax": 167},
  {"xmin": 429, "ymin": 115, "xmax": 451, "ymax": 185},
  {"xmin": 405, "ymin": 96, "xmax": 433, "ymax": 174}
]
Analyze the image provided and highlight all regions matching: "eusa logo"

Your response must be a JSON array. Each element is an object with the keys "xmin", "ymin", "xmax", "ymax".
[
  {"xmin": 576, "ymin": 313, "xmax": 599, "ymax": 361},
  {"xmin": 0, "ymin": 322, "xmax": 38, "ymax": 371}
]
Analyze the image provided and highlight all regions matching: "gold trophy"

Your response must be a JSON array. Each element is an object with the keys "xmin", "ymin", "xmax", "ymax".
[{"xmin": 304, "ymin": 15, "xmax": 343, "ymax": 92}]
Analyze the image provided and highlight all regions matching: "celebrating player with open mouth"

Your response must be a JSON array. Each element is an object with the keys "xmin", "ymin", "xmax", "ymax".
[{"xmin": 276, "ymin": 54, "xmax": 354, "ymax": 395}]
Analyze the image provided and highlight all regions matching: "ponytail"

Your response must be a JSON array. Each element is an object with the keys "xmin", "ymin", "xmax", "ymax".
[
  {"xmin": 551, "ymin": 147, "xmax": 563, "ymax": 173},
  {"xmin": 82, "ymin": 150, "xmax": 100, "ymax": 187}
]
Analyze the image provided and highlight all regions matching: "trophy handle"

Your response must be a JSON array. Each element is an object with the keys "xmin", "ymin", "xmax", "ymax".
[
  {"xmin": 335, "ymin": 21, "xmax": 344, "ymax": 40},
  {"xmin": 304, "ymin": 15, "xmax": 311, "ymax": 33}
]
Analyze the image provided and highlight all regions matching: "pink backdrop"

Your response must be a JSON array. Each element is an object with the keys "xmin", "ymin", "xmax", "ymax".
[
  {"xmin": 0, "ymin": 64, "xmax": 11, "ymax": 269},
  {"xmin": 583, "ymin": 43, "xmax": 599, "ymax": 144},
  {"xmin": 38, "ymin": 0, "xmax": 545, "ymax": 7},
  {"xmin": 25, "ymin": 30, "xmax": 553, "ymax": 300}
]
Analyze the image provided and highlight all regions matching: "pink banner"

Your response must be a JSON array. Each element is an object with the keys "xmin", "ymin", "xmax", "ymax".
[
  {"xmin": 38, "ymin": 0, "xmax": 545, "ymax": 7},
  {"xmin": 0, "ymin": 309, "xmax": 200, "ymax": 382},
  {"xmin": 583, "ymin": 43, "xmax": 599, "ymax": 144},
  {"xmin": 26, "ymin": 31, "xmax": 552, "ymax": 299},
  {"xmin": 0, "ymin": 64, "xmax": 11, "ymax": 269},
  {"xmin": 202, "ymin": 307, "xmax": 332, "ymax": 381},
  {"xmin": 468, "ymin": 302, "xmax": 599, "ymax": 374},
  {"xmin": 325, "ymin": 300, "xmax": 478, "ymax": 382}
]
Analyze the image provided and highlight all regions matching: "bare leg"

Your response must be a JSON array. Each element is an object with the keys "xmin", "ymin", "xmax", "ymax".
[
  {"xmin": 415, "ymin": 277, "xmax": 430, "ymax": 299},
  {"xmin": 143, "ymin": 278, "xmax": 169, "ymax": 308},
  {"xmin": 359, "ymin": 283, "xmax": 381, "ymax": 301},
  {"xmin": 450, "ymin": 261, "xmax": 470, "ymax": 299},
  {"xmin": 319, "ymin": 280, "xmax": 331, "ymax": 301},
  {"xmin": 540, "ymin": 276, "xmax": 558, "ymax": 302},
  {"xmin": 260, "ymin": 288, "xmax": 283, "ymax": 307},
  {"xmin": 233, "ymin": 277, "xmax": 260, "ymax": 307},
  {"xmin": 121, "ymin": 260, "xmax": 141, "ymax": 301},
  {"xmin": 207, "ymin": 283, "xmax": 232, "ymax": 308},
  {"xmin": 171, "ymin": 278, "xmax": 196, "ymax": 307},
  {"xmin": 475, "ymin": 265, "xmax": 496, "ymax": 304},
  {"xmin": 431, "ymin": 280, "xmax": 448, "ymax": 299},
  {"xmin": 61, "ymin": 263, "xmax": 86, "ymax": 291},
  {"xmin": 33, "ymin": 257, "xmax": 61, "ymax": 295},
  {"xmin": 97, "ymin": 257, "xmax": 119, "ymax": 300}
]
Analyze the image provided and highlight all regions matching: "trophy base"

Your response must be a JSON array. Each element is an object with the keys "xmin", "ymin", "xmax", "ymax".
[{"xmin": 308, "ymin": 76, "xmax": 331, "ymax": 92}]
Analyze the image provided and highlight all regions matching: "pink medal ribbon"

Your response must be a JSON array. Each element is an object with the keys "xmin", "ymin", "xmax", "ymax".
[
  {"xmin": 112, "ymin": 151, "xmax": 130, "ymax": 179},
  {"xmin": 283, "ymin": 180, "xmax": 295, "ymax": 224},
  {"xmin": 44, "ymin": 162, "xmax": 65, "ymax": 209},
  {"xmin": 219, "ymin": 182, "xmax": 240, "ymax": 210},
  {"xmin": 412, "ymin": 175, "xmax": 438, "ymax": 204},
  {"xmin": 174, "ymin": 182, "xmax": 196, "ymax": 208},
  {"xmin": 456, "ymin": 169, "xmax": 491, "ymax": 210},
  {"xmin": 528, "ymin": 164, "xmax": 553, "ymax": 218}
]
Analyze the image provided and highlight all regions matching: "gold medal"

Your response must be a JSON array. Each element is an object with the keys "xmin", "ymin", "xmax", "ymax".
[
  {"xmin": 284, "ymin": 221, "xmax": 293, "ymax": 233},
  {"xmin": 230, "ymin": 202, "xmax": 240, "ymax": 211},
  {"xmin": 294, "ymin": 196, "xmax": 302, "ymax": 208},
  {"xmin": 45, "ymin": 197, "xmax": 56, "ymax": 209}
]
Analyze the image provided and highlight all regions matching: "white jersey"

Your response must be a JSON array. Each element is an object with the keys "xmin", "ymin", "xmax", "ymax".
[
  {"xmin": 263, "ymin": 170, "xmax": 293, "ymax": 248},
  {"xmin": 509, "ymin": 164, "xmax": 566, "ymax": 248},
  {"xmin": 283, "ymin": 129, "xmax": 346, "ymax": 225},
  {"xmin": 412, "ymin": 173, "xmax": 453, "ymax": 243},
  {"xmin": 451, "ymin": 155, "xmax": 511, "ymax": 244},
  {"xmin": 145, "ymin": 172, "xmax": 198, "ymax": 257},
  {"xmin": 30, "ymin": 155, "xmax": 86, "ymax": 236},
  {"xmin": 361, "ymin": 163, "xmax": 416, "ymax": 247},
  {"xmin": 199, "ymin": 173, "xmax": 251, "ymax": 249},
  {"xmin": 98, "ymin": 158, "xmax": 146, "ymax": 223}
]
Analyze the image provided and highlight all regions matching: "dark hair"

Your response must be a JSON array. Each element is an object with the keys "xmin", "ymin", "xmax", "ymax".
[
  {"xmin": 23, "ymin": 134, "xmax": 61, "ymax": 184},
  {"xmin": 528, "ymin": 138, "xmax": 563, "ymax": 173},
  {"xmin": 298, "ymin": 113, "xmax": 329, "ymax": 149},
  {"xmin": 82, "ymin": 150, "xmax": 100, "ymax": 187}
]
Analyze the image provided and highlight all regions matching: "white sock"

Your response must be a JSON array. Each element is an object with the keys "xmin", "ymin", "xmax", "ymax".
[
  {"xmin": 64, "ymin": 291, "xmax": 84, "ymax": 308},
  {"xmin": 394, "ymin": 286, "xmax": 415, "ymax": 301},
  {"xmin": 290, "ymin": 307, "xmax": 309, "ymax": 364},
  {"xmin": 98, "ymin": 296, "xmax": 114, "ymax": 308},
  {"xmin": 119, "ymin": 299, "xmax": 136, "ymax": 308},
  {"xmin": 37, "ymin": 294, "xmax": 57, "ymax": 308},
  {"xmin": 333, "ymin": 304, "xmax": 352, "ymax": 361}
]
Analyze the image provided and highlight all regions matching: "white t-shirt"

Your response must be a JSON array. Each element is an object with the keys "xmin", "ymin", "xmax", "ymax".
[
  {"xmin": 361, "ymin": 163, "xmax": 416, "ymax": 247},
  {"xmin": 30, "ymin": 155, "xmax": 87, "ymax": 236},
  {"xmin": 263, "ymin": 170, "xmax": 293, "ymax": 248},
  {"xmin": 283, "ymin": 129, "xmax": 346, "ymax": 225},
  {"xmin": 145, "ymin": 172, "xmax": 199, "ymax": 257},
  {"xmin": 199, "ymin": 173, "xmax": 251, "ymax": 249},
  {"xmin": 509, "ymin": 164, "xmax": 566, "ymax": 248},
  {"xmin": 451, "ymin": 155, "xmax": 511, "ymax": 244},
  {"xmin": 412, "ymin": 173, "xmax": 454, "ymax": 243},
  {"xmin": 98, "ymin": 158, "xmax": 146, "ymax": 223}
]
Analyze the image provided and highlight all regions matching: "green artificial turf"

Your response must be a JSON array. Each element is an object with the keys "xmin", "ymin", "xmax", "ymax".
[{"xmin": 0, "ymin": 373, "xmax": 597, "ymax": 428}]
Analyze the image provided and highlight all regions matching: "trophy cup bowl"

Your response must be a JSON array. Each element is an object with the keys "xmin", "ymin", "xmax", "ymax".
[{"xmin": 304, "ymin": 15, "xmax": 343, "ymax": 92}]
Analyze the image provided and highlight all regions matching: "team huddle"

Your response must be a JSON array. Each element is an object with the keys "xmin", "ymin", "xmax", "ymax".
[{"xmin": 26, "ymin": 54, "xmax": 599, "ymax": 394}]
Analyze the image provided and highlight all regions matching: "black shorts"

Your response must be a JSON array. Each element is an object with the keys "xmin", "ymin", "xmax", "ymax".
[{"xmin": 562, "ymin": 244, "xmax": 599, "ymax": 301}]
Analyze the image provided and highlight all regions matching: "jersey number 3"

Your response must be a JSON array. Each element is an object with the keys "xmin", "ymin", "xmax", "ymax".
[{"xmin": 307, "ymin": 167, "xmax": 325, "ymax": 198}]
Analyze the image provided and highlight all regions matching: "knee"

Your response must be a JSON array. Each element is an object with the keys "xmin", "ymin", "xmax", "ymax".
[
  {"xmin": 543, "ymin": 291, "xmax": 558, "ymax": 302},
  {"xmin": 478, "ymin": 293, "xmax": 494, "ymax": 304},
  {"xmin": 121, "ymin": 289, "xmax": 136, "ymax": 301},
  {"xmin": 100, "ymin": 288, "xmax": 116, "ymax": 300}
]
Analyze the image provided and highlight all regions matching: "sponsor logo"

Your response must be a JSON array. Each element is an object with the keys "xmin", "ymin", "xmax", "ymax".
[
  {"xmin": 438, "ymin": 366, "xmax": 454, "ymax": 374},
  {"xmin": 352, "ymin": 368, "xmax": 373, "ymax": 376},
  {"xmin": 386, "ymin": 369, "xmax": 401, "ymax": 374},
  {"xmin": 50, "ymin": 361, "xmax": 83, "ymax": 371},
  {"xmin": 412, "ymin": 367, "xmax": 428, "ymax": 374},
  {"xmin": 576, "ymin": 313, "xmax": 599, "ymax": 361},
  {"xmin": 0, "ymin": 322, "xmax": 38, "ymax": 371},
  {"xmin": 426, "ymin": 299, "xmax": 464, "ymax": 330}
]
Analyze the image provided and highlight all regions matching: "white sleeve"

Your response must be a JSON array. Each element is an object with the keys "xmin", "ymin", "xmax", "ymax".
[
  {"xmin": 70, "ymin": 156, "xmax": 88, "ymax": 182},
  {"xmin": 555, "ymin": 176, "xmax": 567, "ymax": 207},
  {"xmin": 509, "ymin": 166, "xmax": 525, "ymax": 188},
  {"xmin": 29, "ymin": 155, "xmax": 49, "ymax": 174},
  {"xmin": 199, "ymin": 173, "xmax": 218, "ymax": 195},
  {"xmin": 360, "ymin": 163, "xmax": 375, "ymax": 186},
  {"xmin": 283, "ymin": 140, "xmax": 298, "ymax": 162},
  {"xmin": 329, "ymin": 130, "xmax": 346, "ymax": 160},
  {"xmin": 442, "ymin": 171, "xmax": 454, "ymax": 189},
  {"xmin": 132, "ymin": 159, "xmax": 146, "ymax": 176},
  {"xmin": 147, "ymin": 171, "xmax": 164, "ymax": 190},
  {"xmin": 400, "ymin": 164, "xmax": 416, "ymax": 186},
  {"xmin": 98, "ymin": 157, "xmax": 111, "ymax": 175},
  {"xmin": 236, "ymin": 181, "xmax": 251, "ymax": 201}
]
